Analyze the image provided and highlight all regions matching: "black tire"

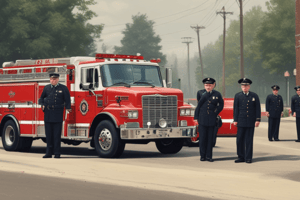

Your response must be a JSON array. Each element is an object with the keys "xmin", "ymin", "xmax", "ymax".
[
  {"xmin": 20, "ymin": 138, "xmax": 33, "ymax": 152},
  {"xmin": 1, "ymin": 120, "xmax": 22, "ymax": 151},
  {"xmin": 94, "ymin": 120, "xmax": 125, "ymax": 158},
  {"xmin": 41, "ymin": 138, "xmax": 47, "ymax": 144},
  {"xmin": 185, "ymin": 137, "xmax": 199, "ymax": 147},
  {"xmin": 155, "ymin": 138, "xmax": 184, "ymax": 154}
]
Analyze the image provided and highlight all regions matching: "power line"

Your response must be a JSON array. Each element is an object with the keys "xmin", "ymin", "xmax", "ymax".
[
  {"xmin": 198, "ymin": 0, "xmax": 221, "ymax": 25},
  {"xmin": 202, "ymin": 0, "xmax": 231, "ymax": 27},
  {"xmin": 105, "ymin": 0, "xmax": 211, "ymax": 28},
  {"xmin": 151, "ymin": 0, "xmax": 211, "ymax": 21},
  {"xmin": 201, "ymin": 24, "xmax": 222, "ymax": 36},
  {"xmin": 160, "ymin": 28, "xmax": 190, "ymax": 36},
  {"xmin": 154, "ymin": 5, "xmax": 213, "ymax": 27}
]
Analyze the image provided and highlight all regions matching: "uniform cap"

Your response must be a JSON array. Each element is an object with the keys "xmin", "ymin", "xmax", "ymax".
[
  {"xmin": 294, "ymin": 86, "xmax": 300, "ymax": 91},
  {"xmin": 271, "ymin": 85, "xmax": 280, "ymax": 90},
  {"xmin": 49, "ymin": 73, "xmax": 60, "ymax": 78},
  {"xmin": 202, "ymin": 77, "xmax": 215, "ymax": 84},
  {"xmin": 238, "ymin": 78, "xmax": 252, "ymax": 85}
]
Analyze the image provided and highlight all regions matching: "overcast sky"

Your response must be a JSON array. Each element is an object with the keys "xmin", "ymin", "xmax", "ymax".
[{"xmin": 88, "ymin": 0, "xmax": 268, "ymax": 59}]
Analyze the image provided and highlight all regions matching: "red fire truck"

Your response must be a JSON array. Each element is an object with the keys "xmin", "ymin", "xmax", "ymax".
[{"xmin": 0, "ymin": 54, "xmax": 197, "ymax": 158}]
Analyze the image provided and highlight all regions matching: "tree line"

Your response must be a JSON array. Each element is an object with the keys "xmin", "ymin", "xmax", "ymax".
[{"xmin": 194, "ymin": 0, "xmax": 295, "ymax": 104}]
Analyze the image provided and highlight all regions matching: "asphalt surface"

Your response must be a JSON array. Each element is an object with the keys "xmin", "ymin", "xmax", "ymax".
[
  {"xmin": 0, "ymin": 116, "xmax": 299, "ymax": 200},
  {"xmin": 0, "ymin": 171, "xmax": 209, "ymax": 200}
]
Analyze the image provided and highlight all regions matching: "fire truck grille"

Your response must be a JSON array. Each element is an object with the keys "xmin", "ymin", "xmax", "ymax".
[{"xmin": 142, "ymin": 95, "xmax": 177, "ymax": 128}]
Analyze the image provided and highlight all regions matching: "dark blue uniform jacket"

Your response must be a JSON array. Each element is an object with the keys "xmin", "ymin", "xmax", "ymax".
[
  {"xmin": 39, "ymin": 84, "xmax": 71, "ymax": 123},
  {"xmin": 194, "ymin": 90, "xmax": 224, "ymax": 126},
  {"xmin": 234, "ymin": 91, "xmax": 261, "ymax": 127},
  {"xmin": 291, "ymin": 95, "xmax": 300, "ymax": 117},
  {"xmin": 265, "ymin": 94, "xmax": 283, "ymax": 118}
]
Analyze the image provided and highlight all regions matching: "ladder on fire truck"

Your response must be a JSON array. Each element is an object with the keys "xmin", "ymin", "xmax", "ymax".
[{"xmin": 0, "ymin": 58, "xmax": 71, "ymax": 83}]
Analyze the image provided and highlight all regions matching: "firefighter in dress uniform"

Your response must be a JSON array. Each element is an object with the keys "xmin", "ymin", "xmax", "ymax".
[
  {"xmin": 265, "ymin": 85, "xmax": 283, "ymax": 141},
  {"xmin": 291, "ymin": 86, "xmax": 300, "ymax": 142},
  {"xmin": 233, "ymin": 78, "xmax": 261, "ymax": 164},
  {"xmin": 39, "ymin": 73, "xmax": 71, "ymax": 158},
  {"xmin": 194, "ymin": 78, "xmax": 224, "ymax": 162}
]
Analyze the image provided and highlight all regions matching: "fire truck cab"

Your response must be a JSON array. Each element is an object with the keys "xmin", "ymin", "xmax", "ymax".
[{"xmin": 0, "ymin": 54, "xmax": 197, "ymax": 158}]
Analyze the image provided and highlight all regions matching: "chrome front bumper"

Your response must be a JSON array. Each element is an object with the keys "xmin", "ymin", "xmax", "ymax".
[{"xmin": 120, "ymin": 126, "xmax": 197, "ymax": 140}]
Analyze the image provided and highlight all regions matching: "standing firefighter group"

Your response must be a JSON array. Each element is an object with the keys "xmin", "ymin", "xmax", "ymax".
[{"xmin": 194, "ymin": 77, "xmax": 300, "ymax": 164}]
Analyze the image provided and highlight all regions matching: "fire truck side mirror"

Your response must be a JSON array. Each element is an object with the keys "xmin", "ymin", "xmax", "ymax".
[
  {"xmin": 166, "ymin": 68, "xmax": 172, "ymax": 88},
  {"xmin": 80, "ymin": 83, "xmax": 93, "ymax": 90}
]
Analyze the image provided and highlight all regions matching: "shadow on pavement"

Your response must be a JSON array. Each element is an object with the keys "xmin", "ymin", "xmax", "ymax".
[
  {"xmin": 0, "ymin": 146, "xmax": 200, "ymax": 159},
  {"xmin": 253, "ymin": 154, "xmax": 300, "ymax": 163}
]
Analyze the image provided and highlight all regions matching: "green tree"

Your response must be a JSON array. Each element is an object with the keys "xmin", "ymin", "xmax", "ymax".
[
  {"xmin": 114, "ymin": 13, "xmax": 166, "ymax": 65},
  {"xmin": 256, "ymin": 0, "xmax": 295, "ymax": 74},
  {"xmin": 0, "ymin": 0, "xmax": 103, "ymax": 65}
]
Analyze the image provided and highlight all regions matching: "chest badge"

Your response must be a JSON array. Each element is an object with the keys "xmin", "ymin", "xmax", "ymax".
[
  {"xmin": 252, "ymin": 98, "xmax": 255, "ymax": 101},
  {"xmin": 212, "ymin": 96, "xmax": 215, "ymax": 99},
  {"xmin": 58, "ymin": 90, "xmax": 62, "ymax": 93},
  {"xmin": 80, "ymin": 99, "xmax": 89, "ymax": 115}
]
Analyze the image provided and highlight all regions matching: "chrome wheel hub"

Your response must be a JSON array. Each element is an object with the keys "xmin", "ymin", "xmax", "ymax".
[
  {"xmin": 5, "ymin": 125, "xmax": 15, "ymax": 146},
  {"xmin": 98, "ymin": 128, "xmax": 112, "ymax": 151}
]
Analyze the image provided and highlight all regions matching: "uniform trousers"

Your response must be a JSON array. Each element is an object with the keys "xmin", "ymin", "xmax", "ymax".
[
  {"xmin": 296, "ymin": 117, "xmax": 300, "ymax": 140},
  {"xmin": 236, "ymin": 127, "xmax": 254, "ymax": 160},
  {"xmin": 45, "ymin": 122, "xmax": 62, "ymax": 155},
  {"xmin": 268, "ymin": 118, "xmax": 280, "ymax": 140},
  {"xmin": 198, "ymin": 124, "xmax": 215, "ymax": 159}
]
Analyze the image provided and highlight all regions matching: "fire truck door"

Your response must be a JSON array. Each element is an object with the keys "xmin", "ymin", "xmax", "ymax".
[{"xmin": 77, "ymin": 67, "xmax": 100, "ymax": 122}]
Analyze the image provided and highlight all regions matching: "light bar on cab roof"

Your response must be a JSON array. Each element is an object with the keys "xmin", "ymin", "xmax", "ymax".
[
  {"xmin": 95, "ymin": 53, "xmax": 144, "ymax": 60},
  {"xmin": 150, "ymin": 58, "xmax": 161, "ymax": 63}
]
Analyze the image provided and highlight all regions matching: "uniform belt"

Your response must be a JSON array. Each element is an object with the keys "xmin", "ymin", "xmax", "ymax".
[{"xmin": 46, "ymin": 104, "xmax": 64, "ymax": 110}]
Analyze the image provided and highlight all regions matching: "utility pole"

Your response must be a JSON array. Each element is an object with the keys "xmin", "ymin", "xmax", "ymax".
[
  {"xmin": 217, "ymin": 6, "xmax": 233, "ymax": 97},
  {"xmin": 182, "ymin": 37, "xmax": 193, "ymax": 98},
  {"xmin": 191, "ymin": 25, "xmax": 205, "ymax": 81},
  {"xmin": 239, "ymin": 0, "xmax": 244, "ymax": 78}
]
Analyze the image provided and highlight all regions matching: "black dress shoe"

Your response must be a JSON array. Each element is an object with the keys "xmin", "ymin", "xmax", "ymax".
[
  {"xmin": 206, "ymin": 158, "xmax": 214, "ymax": 162},
  {"xmin": 235, "ymin": 159, "xmax": 245, "ymax": 163},
  {"xmin": 43, "ymin": 154, "xmax": 52, "ymax": 158},
  {"xmin": 200, "ymin": 157, "xmax": 206, "ymax": 161},
  {"xmin": 274, "ymin": 139, "xmax": 280, "ymax": 141},
  {"xmin": 269, "ymin": 139, "xmax": 273, "ymax": 141},
  {"xmin": 295, "ymin": 140, "xmax": 300, "ymax": 142},
  {"xmin": 54, "ymin": 155, "xmax": 60, "ymax": 158},
  {"xmin": 246, "ymin": 160, "xmax": 252, "ymax": 163}
]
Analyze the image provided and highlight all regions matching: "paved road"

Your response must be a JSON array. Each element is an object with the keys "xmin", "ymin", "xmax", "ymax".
[
  {"xmin": 0, "ymin": 117, "xmax": 299, "ymax": 200},
  {"xmin": 0, "ymin": 171, "xmax": 208, "ymax": 200}
]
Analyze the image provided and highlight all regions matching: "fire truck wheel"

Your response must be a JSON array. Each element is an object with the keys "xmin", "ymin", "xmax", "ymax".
[
  {"xmin": 94, "ymin": 120, "xmax": 125, "ymax": 158},
  {"xmin": 41, "ymin": 138, "xmax": 47, "ymax": 144},
  {"xmin": 184, "ymin": 137, "xmax": 199, "ymax": 147},
  {"xmin": 155, "ymin": 138, "xmax": 184, "ymax": 154},
  {"xmin": 1, "ymin": 120, "xmax": 23, "ymax": 151}
]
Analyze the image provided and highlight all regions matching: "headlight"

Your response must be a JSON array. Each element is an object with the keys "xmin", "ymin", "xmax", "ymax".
[
  {"xmin": 186, "ymin": 109, "xmax": 191, "ymax": 115},
  {"xmin": 159, "ymin": 118, "xmax": 167, "ymax": 128},
  {"xmin": 180, "ymin": 109, "xmax": 186, "ymax": 116},
  {"xmin": 128, "ymin": 110, "xmax": 138, "ymax": 119},
  {"xmin": 191, "ymin": 109, "xmax": 195, "ymax": 116},
  {"xmin": 180, "ymin": 108, "xmax": 194, "ymax": 116}
]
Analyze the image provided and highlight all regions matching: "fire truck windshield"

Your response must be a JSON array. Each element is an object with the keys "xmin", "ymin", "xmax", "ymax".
[{"xmin": 100, "ymin": 64, "xmax": 163, "ymax": 87}]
